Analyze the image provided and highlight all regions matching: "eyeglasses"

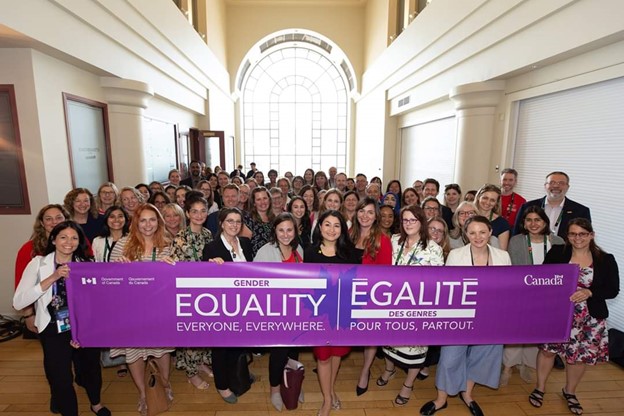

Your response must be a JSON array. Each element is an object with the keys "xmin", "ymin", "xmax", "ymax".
[
  {"xmin": 546, "ymin": 181, "xmax": 567, "ymax": 187},
  {"xmin": 225, "ymin": 219, "xmax": 242, "ymax": 225},
  {"xmin": 568, "ymin": 232, "xmax": 591, "ymax": 239},
  {"xmin": 423, "ymin": 206, "xmax": 439, "ymax": 211},
  {"xmin": 458, "ymin": 211, "xmax": 476, "ymax": 217},
  {"xmin": 402, "ymin": 218, "xmax": 419, "ymax": 225},
  {"xmin": 428, "ymin": 227, "xmax": 444, "ymax": 234},
  {"xmin": 100, "ymin": 191, "xmax": 116, "ymax": 195}
]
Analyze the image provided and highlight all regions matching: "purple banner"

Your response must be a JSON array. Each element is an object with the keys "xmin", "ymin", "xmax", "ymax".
[{"xmin": 67, "ymin": 262, "xmax": 577, "ymax": 347}]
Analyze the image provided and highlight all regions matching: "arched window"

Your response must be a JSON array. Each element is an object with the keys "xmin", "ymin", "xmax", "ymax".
[{"xmin": 237, "ymin": 29, "xmax": 356, "ymax": 175}]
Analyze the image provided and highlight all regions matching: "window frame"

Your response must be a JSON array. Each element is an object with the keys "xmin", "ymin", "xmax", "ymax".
[{"xmin": 0, "ymin": 84, "xmax": 31, "ymax": 215}]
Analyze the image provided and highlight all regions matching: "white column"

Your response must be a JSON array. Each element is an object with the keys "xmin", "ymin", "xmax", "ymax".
[
  {"xmin": 100, "ymin": 77, "xmax": 153, "ymax": 186},
  {"xmin": 449, "ymin": 81, "xmax": 505, "ymax": 190}
]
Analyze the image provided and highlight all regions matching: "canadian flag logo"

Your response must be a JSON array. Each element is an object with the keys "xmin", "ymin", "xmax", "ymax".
[{"xmin": 81, "ymin": 277, "xmax": 97, "ymax": 285}]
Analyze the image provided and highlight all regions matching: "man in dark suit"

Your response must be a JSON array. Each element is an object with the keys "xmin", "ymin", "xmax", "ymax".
[
  {"xmin": 513, "ymin": 171, "xmax": 591, "ymax": 238},
  {"xmin": 180, "ymin": 160, "xmax": 205, "ymax": 189}
]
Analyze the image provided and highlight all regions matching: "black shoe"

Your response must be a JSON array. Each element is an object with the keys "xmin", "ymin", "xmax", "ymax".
[
  {"xmin": 90, "ymin": 405, "xmax": 112, "ymax": 416},
  {"xmin": 356, "ymin": 370, "xmax": 370, "ymax": 396},
  {"xmin": 416, "ymin": 371, "xmax": 429, "ymax": 381},
  {"xmin": 459, "ymin": 393, "xmax": 484, "ymax": 416},
  {"xmin": 420, "ymin": 400, "xmax": 448, "ymax": 415},
  {"xmin": 554, "ymin": 355, "xmax": 565, "ymax": 370}
]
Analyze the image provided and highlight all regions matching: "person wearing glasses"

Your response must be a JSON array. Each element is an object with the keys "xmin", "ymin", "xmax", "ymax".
[
  {"xmin": 422, "ymin": 197, "xmax": 444, "ymax": 221},
  {"xmin": 513, "ymin": 171, "xmax": 591, "ymax": 238},
  {"xmin": 421, "ymin": 178, "xmax": 453, "ymax": 229},
  {"xmin": 378, "ymin": 205, "xmax": 443, "ymax": 406},
  {"xmin": 202, "ymin": 207, "xmax": 253, "ymax": 404},
  {"xmin": 529, "ymin": 218, "xmax": 619, "ymax": 415},
  {"xmin": 449, "ymin": 202, "xmax": 501, "ymax": 249}
]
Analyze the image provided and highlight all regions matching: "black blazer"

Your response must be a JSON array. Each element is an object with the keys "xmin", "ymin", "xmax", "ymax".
[
  {"xmin": 202, "ymin": 236, "xmax": 253, "ymax": 262},
  {"xmin": 513, "ymin": 197, "xmax": 591, "ymax": 238},
  {"xmin": 544, "ymin": 245, "xmax": 619, "ymax": 319}
]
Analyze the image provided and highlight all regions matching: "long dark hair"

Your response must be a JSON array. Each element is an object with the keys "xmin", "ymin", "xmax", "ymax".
[
  {"xmin": 270, "ymin": 213, "xmax": 298, "ymax": 250},
  {"xmin": 517, "ymin": 206, "xmax": 550, "ymax": 236},
  {"xmin": 45, "ymin": 221, "xmax": 92, "ymax": 261},
  {"xmin": 287, "ymin": 196, "xmax": 312, "ymax": 237},
  {"xmin": 349, "ymin": 197, "xmax": 383, "ymax": 261},
  {"xmin": 311, "ymin": 210, "xmax": 354, "ymax": 260},
  {"xmin": 99, "ymin": 205, "xmax": 130, "ymax": 238},
  {"xmin": 398, "ymin": 205, "xmax": 429, "ymax": 249},
  {"xmin": 565, "ymin": 218, "xmax": 604, "ymax": 259}
]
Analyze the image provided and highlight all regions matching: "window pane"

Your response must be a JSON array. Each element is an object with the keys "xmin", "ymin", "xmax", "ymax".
[{"xmin": 242, "ymin": 43, "xmax": 350, "ymax": 175}]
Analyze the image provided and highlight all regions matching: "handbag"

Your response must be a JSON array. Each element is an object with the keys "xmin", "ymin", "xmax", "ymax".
[
  {"xmin": 101, "ymin": 349, "xmax": 126, "ymax": 368},
  {"xmin": 382, "ymin": 345, "xmax": 428, "ymax": 366},
  {"xmin": 144, "ymin": 358, "xmax": 170, "ymax": 416},
  {"xmin": 280, "ymin": 359, "xmax": 304, "ymax": 410},
  {"xmin": 228, "ymin": 351, "xmax": 254, "ymax": 397}
]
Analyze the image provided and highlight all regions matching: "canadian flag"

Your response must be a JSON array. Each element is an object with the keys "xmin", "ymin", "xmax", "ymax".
[{"xmin": 81, "ymin": 277, "xmax": 97, "ymax": 285}]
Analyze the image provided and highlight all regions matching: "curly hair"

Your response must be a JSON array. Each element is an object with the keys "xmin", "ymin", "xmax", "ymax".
[
  {"xmin": 63, "ymin": 188, "xmax": 98, "ymax": 219},
  {"xmin": 30, "ymin": 204, "xmax": 70, "ymax": 255}
]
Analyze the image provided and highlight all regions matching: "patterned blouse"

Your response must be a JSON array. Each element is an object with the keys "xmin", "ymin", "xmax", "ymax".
[
  {"xmin": 391, "ymin": 234, "xmax": 444, "ymax": 266},
  {"xmin": 244, "ymin": 216, "xmax": 272, "ymax": 257},
  {"xmin": 171, "ymin": 227, "xmax": 213, "ymax": 262}
]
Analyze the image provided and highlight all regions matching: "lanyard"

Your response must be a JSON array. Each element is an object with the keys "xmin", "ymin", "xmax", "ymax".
[
  {"xmin": 103, "ymin": 238, "xmax": 118, "ymax": 263},
  {"xmin": 526, "ymin": 234, "xmax": 547, "ymax": 265},
  {"xmin": 504, "ymin": 193, "xmax": 515, "ymax": 220},
  {"xmin": 541, "ymin": 199, "xmax": 564, "ymax": 231},
  {"xmin": 470, "ymin": 246, "xmax": 490, "ymax": 266},
  {"xmin": 394, "ymin": 240, "xmax": 419, "ymax": 265},
  {"xmin": 151, "ymin": 247, "xmax": 156, "ymax": 262}
]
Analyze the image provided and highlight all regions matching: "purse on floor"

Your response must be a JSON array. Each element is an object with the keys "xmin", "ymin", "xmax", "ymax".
[
  {"xmin": 280, "ymin": 359, "xmax": 304, "ymax": 410},
  {"xmin": 382, "ymin": 345, "xmax": 428, "ymax": 366},
  {"xmin": 145, "ymin": 358, "xmax": 170, "ymax": 416}
]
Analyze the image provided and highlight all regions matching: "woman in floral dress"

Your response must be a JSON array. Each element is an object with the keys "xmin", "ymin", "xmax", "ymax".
[
  {"xmin": 529, "ymin": 218, "xmax": 619, "ymax": 415},
  {"xmin": 170, "ymin": 191, "xmax": 214, "ymax": 390}
]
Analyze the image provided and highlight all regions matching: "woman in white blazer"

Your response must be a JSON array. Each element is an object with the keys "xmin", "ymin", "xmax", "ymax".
[
  {"xmin": 13, "ymin": 221, "xmax": 110, "ymax": 416},
  {"xmin": 420, "ymin": 216, "xmax": 511, "ymax": 416}
]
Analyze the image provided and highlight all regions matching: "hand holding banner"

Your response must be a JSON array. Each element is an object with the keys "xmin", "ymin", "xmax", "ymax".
[{"xmin": 67, "ymin": 262, "xmax": 577, "ymax": 347}]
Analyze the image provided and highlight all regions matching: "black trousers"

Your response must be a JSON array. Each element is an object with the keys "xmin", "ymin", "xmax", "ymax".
[
  {"xmin": 39, "ymin": 323, "xmax": 102, "ymax": 416},
  {"xmin": 268, "ymin": 348, "xmax": 299, "ymax": 387},
  {"xmin": 212, "ymin": 347, "xmax": 247, "ymax": 391}
]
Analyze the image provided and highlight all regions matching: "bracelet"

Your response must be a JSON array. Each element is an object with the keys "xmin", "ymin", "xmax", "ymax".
[{"xmin": 23, "ymin": 313, "xmax": 35, "ymax": 319}]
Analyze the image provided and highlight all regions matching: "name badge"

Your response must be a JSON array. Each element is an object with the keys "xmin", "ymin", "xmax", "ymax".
[{"xmin": 54, "ymin": 307, "xmax": 71, "ymax": 333}]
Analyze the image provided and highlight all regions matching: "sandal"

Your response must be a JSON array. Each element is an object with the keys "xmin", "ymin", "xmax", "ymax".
[
  {"xmin": 376, "ymin": 368, "xmax": 396, "ymax": 386},
  {"xmin": 528, "ymin": 388, "xmax": 544, "ymax": 408},
  {"xmin": 394, "ymin": 383, "xmax": 413, "ymax": 405},
  {"xmin": 562, "ymin": 388, "xmax": 583, "ymax": 415},
  {"xmin": 116, "ymin": 366, "xmax": 128, "ymax": 378},
  {"xmin": 187, "ymin": 374, "xmax": 210, "ymax": 390}
]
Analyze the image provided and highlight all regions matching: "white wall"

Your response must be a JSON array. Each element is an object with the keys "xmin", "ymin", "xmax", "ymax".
[{"xmin": 356, "ymin": 0, "xmax": 624, "ymax": 183}]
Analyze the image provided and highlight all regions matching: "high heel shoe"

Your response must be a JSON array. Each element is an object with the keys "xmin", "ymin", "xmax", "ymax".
[
  {"xmin": 395, "ymin": 383, "xmax": 413, "ymax": 405},
  {"xmin": 376, "ymin": 367, "xmax": 396, "ymax": 387},
  {"xmin": 356, "ymin": 370, "xmax": 370, "ymax": 396}
]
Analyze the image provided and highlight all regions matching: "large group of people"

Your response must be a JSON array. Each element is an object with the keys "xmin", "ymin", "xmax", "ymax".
[{"xmin": 12, "ymin": 162, "xmax": 619, "ymax": 416}]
